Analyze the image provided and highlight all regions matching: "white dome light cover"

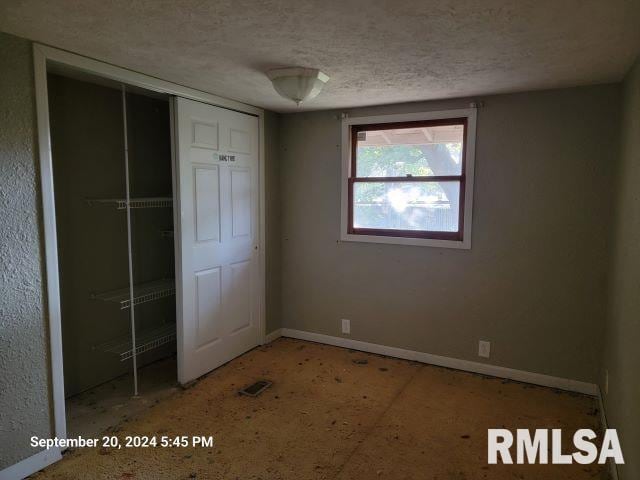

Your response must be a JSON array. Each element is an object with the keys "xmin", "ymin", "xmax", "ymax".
[{"xmin": 267, "ymin": 67, "xmax": 330, "ymax": 105}]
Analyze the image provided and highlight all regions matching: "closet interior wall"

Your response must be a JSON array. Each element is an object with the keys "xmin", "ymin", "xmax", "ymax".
[{"xmin": 49, "ymin": 73, "xmax": 176, "ymax": 397}]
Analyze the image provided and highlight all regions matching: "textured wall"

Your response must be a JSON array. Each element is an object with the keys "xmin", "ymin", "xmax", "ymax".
[
  {"xmin": 279, "ymin": 85, "xmax": 620, "ymax": 384},
  {"xmin": 602, "ymin": 57, "xmax": 640, "ymax": 480},
  {"xmin": 0, "ymin": 32, "xmax": 52, "ymax": 468},
  {"xmin": 265, "ymin": 111, "xmax": 282, "ymax": 334}
]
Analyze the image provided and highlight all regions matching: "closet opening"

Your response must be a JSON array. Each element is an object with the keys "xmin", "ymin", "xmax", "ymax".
[{"xmin": 47, "ymin": 66, "xmax": 178, "ymax": 438}]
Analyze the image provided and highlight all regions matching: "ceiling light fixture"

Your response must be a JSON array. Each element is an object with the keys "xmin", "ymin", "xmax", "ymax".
[{"xmin": 267, "ymin": 67, "xmax": 330, "ymax": 106}]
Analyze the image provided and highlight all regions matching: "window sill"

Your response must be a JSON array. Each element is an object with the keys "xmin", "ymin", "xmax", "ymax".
[{"xmin": 340, "ymin": 232, "xmax": 471, "ymax": 249}]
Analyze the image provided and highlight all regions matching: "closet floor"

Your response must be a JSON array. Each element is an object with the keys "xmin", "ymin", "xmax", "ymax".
[
  {"xmin": 66, "ymin": 356, "xmax": 178, "ymax": 439},
  {"xmin": 37, "ymin": 339, "xmax": 604, "ymax": 479}
]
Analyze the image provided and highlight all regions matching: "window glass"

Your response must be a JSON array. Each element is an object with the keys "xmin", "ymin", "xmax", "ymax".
[
  {"xmin": 355, "ymin": 124, "xmax": 464, "ymax": 177},
  {"xmin": 347, "ymin": 116, "xmax": 470, "ymax": 243},
  {"xmin": 353, "ymin": 181, "xmax": 460, "ymax": 232}
]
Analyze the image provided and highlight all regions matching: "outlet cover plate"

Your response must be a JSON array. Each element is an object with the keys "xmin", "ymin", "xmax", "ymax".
[
  {"xmin": 478, "ymin": 340, "xmax": 491, "ymax": 358},
  {"xmin": 341, "ymin": 319, "xmax": 351, "ymax": 335}
]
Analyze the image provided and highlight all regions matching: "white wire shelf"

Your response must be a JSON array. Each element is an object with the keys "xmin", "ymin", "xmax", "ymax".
[
  {"xmin": 86, "ymin": 197, "xmax": 173, "ymax": 209},
  {"xmin": 92, "ymin": 279, "xmax": 175, "ymax": 309},
  {"xmin": 95, "ymin": 323, "xmax": 176, "ymax": 361}
]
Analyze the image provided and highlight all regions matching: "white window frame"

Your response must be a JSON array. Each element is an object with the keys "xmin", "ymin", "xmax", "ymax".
[{"xmin": 340, "ymin": 108, "xmax": 477, "ymax": 249}]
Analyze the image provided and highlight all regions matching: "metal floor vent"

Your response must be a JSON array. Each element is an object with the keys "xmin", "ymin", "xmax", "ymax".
[{"xmin": 239, "ymin": 380, "xmax": 272, "ymax": 397}]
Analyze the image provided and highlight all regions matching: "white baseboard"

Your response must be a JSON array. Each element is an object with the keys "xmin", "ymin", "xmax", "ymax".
[
  {"xmin": 278, "ymin": 328, "xmax": 598, "ymax": 396},
  {"xmin": 597, "ymin": 389, "xmax": 620, "ymax": 480},
  {"xmin": 0, "ymin": 448, "xmax": 61, "ymax": 480},
  {"xmin": 264, "ymin": 328, "xmax": 283, "ymax": 344}
]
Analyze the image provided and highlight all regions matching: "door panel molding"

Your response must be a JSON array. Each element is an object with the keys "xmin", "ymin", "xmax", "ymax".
[{"xmin": 193, "ymin": 165, "xmax": 221, "ymax": 243}]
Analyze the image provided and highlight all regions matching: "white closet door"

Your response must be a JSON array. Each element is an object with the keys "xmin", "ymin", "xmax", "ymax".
[{"xmin": 173, "ymin": 97, "xmax": 260, "ymax": 384}]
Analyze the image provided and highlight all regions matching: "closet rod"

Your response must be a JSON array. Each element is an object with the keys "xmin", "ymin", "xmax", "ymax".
[{"xmin": 122, "ymin": 84, "xmax": 139, "ymax": 396}]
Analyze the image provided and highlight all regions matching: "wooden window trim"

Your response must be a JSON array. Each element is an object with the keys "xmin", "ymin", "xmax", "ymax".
[{"xmin": 347, "ymin": 118, "xmax": 468, "ymax": 242}]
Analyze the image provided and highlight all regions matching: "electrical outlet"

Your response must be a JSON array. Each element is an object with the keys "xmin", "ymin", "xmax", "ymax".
[
  {"xmin": 341, "ymin": 319, "xmax": 351, "ymax": 335},
  {"xmin": 605, "ymin": 369, "xmax": 609, "ymax": 395},
  {"xmin": 478, "ymin": 340, "xmax": 491, "ymax": 358}
]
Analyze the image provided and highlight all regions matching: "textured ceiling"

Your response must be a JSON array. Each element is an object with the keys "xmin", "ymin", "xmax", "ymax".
[{"xmin": 1, "ymin": 0, "xmax": 639, "ymax": 112}]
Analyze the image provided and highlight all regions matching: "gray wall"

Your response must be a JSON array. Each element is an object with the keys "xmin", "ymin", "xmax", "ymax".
[
  {"xmin": 602, "ymin": 56, "xmax": 640, "ymax": 480},
  {"xmin": 265, "ymin": 110, "xmax": 282, "ymax": 334},
  {"xmin": 0, "ymin": 32, "xmax": 52, "ymax": 468},
  {"xmin": 279, "ymin": 85, "xmax": 620, "ymax": 384}
]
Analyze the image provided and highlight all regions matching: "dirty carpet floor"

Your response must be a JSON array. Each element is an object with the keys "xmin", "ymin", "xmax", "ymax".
[
  {"xmin": 66, "ymin": 356, "xmax": 179, "ymax": 439},
  {"xmin": 33, "ymin": 338, "xmax": 605, "ymax": 479}
]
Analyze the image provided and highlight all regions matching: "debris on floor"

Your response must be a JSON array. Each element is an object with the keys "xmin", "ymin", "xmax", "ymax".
[{"xmin": 33, "ymin": 338, "xmax": 605, "ymax": 480}]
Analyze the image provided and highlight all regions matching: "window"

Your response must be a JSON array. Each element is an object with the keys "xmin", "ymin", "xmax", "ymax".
[{"xmin": 341, "ymin": 110, "xmax": 476, "ymax": 248}]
